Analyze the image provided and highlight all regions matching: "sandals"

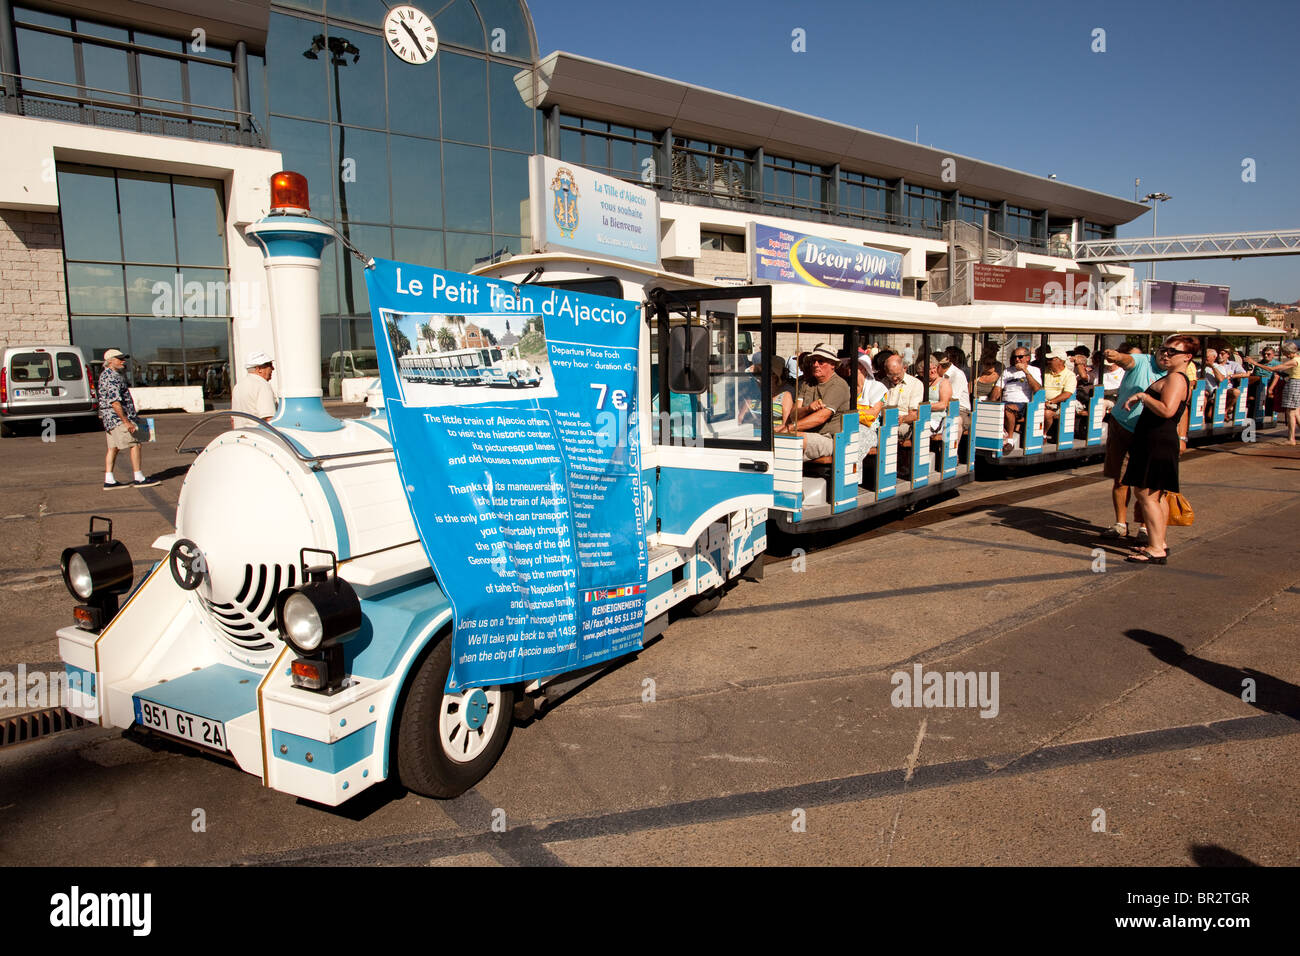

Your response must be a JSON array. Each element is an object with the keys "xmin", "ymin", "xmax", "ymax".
[{"xmin": 1125, "ymin": 547, "xmax": 1168, "ymax": 565}]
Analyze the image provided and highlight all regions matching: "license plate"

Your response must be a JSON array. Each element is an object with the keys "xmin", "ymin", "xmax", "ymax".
[
  {"xmin": 133, "ymin": 697, "xmax": 228, "ymax": 752},
  {"xmin": 17, "ymin": 387, "xmax": 50, "ymax": 397}
]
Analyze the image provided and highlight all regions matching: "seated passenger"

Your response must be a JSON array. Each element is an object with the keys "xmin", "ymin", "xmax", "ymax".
[
  {"xmin": 856, "ymin": 352, "xmax": 888, "ymax": 454},
  {"xmin": 1069, "ymin": 346, "xmax": 1094, "ymax": 405},
  {"xmin": 973, "ymin": 350, "xmax": 1001, "ymax": 403},
  {"xmin": 1041, "ymin": 350, "xmax": 1077, "ymax": 438},
  {"xmin": 882, "ymin": 353, "xmax": 924, "ymax": 442},
  {"xmin": 783, "ymin": 344, "xmax": 851, "ymax": 461},
  {"xmin": 990, "ymin": 347, "xmax": 1040, "ymax": 452},
  {"xmin": 938, "ymin": 347, "xmax": 972, "ymax": 432},
  {"xmin": 924, "ymin": 354, "xmax": 954, "ymax": 439}
]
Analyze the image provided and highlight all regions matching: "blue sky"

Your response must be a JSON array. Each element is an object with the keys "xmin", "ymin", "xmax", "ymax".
[{"xmin": 528, "ymin": 0, "xmax": 1300, "ymax": 302}]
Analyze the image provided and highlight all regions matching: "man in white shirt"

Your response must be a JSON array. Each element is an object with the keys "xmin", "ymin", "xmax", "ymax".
[
  {"xmin": 231, "ymin": 350, "xmax": 277, "ymax": 428},
  {"xmin": 990, "ymin": 347, "xmax": 1041, "ymax": 452},
  {"xmin": 938, "ymin": 347, "xmax": 972, "ymax": 432}
]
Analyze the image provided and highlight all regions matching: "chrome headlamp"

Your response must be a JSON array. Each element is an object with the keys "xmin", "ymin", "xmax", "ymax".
[
  {"xmin": 274, "ymin": 549, "xmax": 361, "ymax": 693},
  {"xmin": 60, "ymin": 516, "xmax": 133, "ymax": 631}
]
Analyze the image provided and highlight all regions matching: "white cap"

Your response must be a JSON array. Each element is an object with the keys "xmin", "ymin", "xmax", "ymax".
[{"xmin": 245, "ymin": 350, "xmax": 273, "ymax": 368}]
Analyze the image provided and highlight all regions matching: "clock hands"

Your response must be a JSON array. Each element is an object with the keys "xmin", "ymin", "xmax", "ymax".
[{"xmin": 399, "ymin": 19, "xmax": 426, "ymax": 61}]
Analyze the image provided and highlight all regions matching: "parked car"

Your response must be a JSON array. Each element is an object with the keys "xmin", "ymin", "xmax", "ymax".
[
  {"xmin": 0, "ymin": 345, "xmax": 97, "ymax": 436},
  {"xmin": 327, "ymin": 348, "xmax": 380, "ymax": 397}
]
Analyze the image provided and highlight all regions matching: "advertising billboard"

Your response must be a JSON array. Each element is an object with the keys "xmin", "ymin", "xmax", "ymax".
[
  {"xmin": 972, "ymin": 263, "xmax": 1097, "ymax": 307},
  {"xmin": 1144, "ymin": 280, "xmax": 1230, "ymax": 316},
  {"xmin": 751, "ymin": 224, "xmax": 903, "ymax": 295}
]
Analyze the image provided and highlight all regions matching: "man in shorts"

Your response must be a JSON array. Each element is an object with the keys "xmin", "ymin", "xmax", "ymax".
[
  {"xmin": 790, "ymin": 344, "xmax": 851, "ymax": 460},
  {"xmin": 1099, "ymin": 343, "xmax": 1159, "ymax": 538},
  {"xmin": 97, "ymin": 348, "xmax": 159, "ymax": 489}
]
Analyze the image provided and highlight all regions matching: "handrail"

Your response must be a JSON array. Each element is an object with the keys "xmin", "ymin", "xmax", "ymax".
[
  {"xmin": 0, "ymin": 71, "xmax": 251, "ymax": 127},
  {"xmin": 175, "ymin": 412, "xmax": 393, "ymax": 466}
]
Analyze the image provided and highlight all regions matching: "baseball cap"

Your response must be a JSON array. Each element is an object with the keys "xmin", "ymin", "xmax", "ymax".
[
  {"xmin": 1045, "ymin": 349, "xmax": 1068, "ymax": 361},
  {"xmin": 102, "ymin": 348, "xmax": 128, "ymax": 361},
  {"xmin": 245, "ymin": 350, "xmax": 274, "ymax": 368}
]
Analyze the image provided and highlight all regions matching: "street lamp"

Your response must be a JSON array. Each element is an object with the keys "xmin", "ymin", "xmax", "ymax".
[{"xmin": 1140, "ymin": 192, "xmax": 1171, "ymax": 282}]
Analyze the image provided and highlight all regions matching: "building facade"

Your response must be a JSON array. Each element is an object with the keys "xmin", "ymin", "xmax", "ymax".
[{"xmin": 0, "ymin": 0, "xmax": 1145, "ymax": 401}]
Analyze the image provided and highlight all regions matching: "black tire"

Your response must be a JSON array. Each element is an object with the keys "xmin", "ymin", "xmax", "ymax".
[
  {"xmin": 395, "ymin": 632, "xmax": 515, "ymax": 799},
  {"xmin": 0, "ymin": 421, "xmax": 12, "ymax": 438},
  {"xmin": 685, "ymin": 589, "xmax": 722, "ymax": 616},
  {"xmin": 509, "ymin": 375, "xmax": 520, "ymax": 388}
]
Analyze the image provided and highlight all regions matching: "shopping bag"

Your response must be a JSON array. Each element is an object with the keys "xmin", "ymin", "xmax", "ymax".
[{"xmin": 1166, "ymin": 492, "xmax": 1194, "ymax": 526}]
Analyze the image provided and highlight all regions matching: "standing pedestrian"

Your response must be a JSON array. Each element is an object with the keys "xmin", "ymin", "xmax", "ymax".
[
  {"xmin": 1245, "ymin": 343, "xmax": 1300, "ymax": 444},
  {"xmin": 97, "ymin": 349, "xmax": 158, "ymax": 489},
  {"xmin": 1121, "ymin": 336, "xmax": 1198, "ymax": 564},
  {"xmin": 1098, "ymin": 343, "xmax": 1157, "ymax": 540},
  {"xmin": 231, "ymin": 351, "xmax": 277, "ymax": 428}
]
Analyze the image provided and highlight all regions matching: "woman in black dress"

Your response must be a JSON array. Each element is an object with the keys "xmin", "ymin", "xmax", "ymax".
[{"xmin": 1121, "ymin": 335, "xmax": 1199, "ymax": 564}]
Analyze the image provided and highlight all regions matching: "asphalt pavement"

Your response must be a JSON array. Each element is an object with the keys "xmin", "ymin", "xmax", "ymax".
[{"xmin": 0, "ymin": 410, "xmax": 1296, "ymax": 866}]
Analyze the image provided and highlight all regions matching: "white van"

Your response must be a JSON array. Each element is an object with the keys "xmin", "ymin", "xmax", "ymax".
[{"xmin": 0, "ymin": 345, "xmax": 97, "ymax": 436}]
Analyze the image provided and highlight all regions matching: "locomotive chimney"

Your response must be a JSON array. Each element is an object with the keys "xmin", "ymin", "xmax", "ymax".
[{"xmin": 244, "ymin": 171, "xmax": 342, "ymax": 432}]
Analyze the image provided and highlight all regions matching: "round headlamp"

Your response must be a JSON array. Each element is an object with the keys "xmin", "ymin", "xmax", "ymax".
[
  {"xmin": 60, "ymin": 518, "xmax": 133, "ymax": 604},
  {"xmin": 274, "ymin": 552, "xmax": 361, "ymax": 657}
]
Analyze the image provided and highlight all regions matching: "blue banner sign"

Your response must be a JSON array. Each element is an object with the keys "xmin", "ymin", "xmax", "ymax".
[
  {"xmin": 365, "ymin": 260, "xmax": 647, "ymax": 691},
  {"xmin": 753, "ymin": 224, "xmax": 902, "ymax": 295}
]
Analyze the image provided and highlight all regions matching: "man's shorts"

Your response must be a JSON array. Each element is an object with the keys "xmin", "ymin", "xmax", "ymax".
[
  {"xmin": 106, "ymin": 423, "xmax": 140, "ymax": 450},
  {"xmin": 1102, "ymin": 421, "xmax": 1134, "ymax": 480},
  {"xmin": 1004, "ymin": 402, "xmax": 1027, "ymax": 420},
  {"xmin": 802, "ymin": 431, "xmax": 835, "ymax": 460}
]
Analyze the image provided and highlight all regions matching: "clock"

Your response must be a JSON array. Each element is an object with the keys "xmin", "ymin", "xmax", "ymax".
[{"xmin": 384, "ymin": 5, "xmax": 438, "ymax": 65}]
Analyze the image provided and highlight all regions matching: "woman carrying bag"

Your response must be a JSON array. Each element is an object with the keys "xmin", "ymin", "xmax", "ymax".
[{"xmin": 1121, "ymin": 335, "xmax": 1199, "ymax": 565}]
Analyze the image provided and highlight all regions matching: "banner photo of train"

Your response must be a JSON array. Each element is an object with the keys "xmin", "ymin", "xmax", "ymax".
[
  {"xmin": 365, "ymin": 260, "xmax": 647, "ymax": 692},
  {"xmin": 382, "ymin": 309, "xmax": 557, "ymax": 407}
]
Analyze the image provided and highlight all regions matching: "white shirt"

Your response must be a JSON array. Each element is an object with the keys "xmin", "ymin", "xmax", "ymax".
[
  {"xmin": 885, "ymin": 374, "xmax": 924, "ymax": 417},
  {"xmin": 996, "ymin": 368, "xmax": 1037, "ymax": 404},
  {"xmin": 231, "ymin": 373, "xmax": 277, "ymax": 427},
  {"xmin": 943, "ymin": 365, "xmax": 971, "ymax": 412},
  {"xmin": 1101, "ymin": 365, "xmax": 1124, "ymax": 391}
]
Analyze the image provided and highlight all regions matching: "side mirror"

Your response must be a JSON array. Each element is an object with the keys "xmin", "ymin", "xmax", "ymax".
[{"xmin": 669, "ymin": 325, "xmax": 709, "ymax": 394}]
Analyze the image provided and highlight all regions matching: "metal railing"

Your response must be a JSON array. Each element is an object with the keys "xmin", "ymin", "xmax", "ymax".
[{"xmin": 0, "ymin": 72, "xmax": 263, "ymax": 148}]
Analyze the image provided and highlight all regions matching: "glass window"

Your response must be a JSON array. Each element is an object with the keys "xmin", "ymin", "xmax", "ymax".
[
  {"xmin": 560, "ymin": 126, "xmax": 581, "ymax": 163},
  {"xmin": 322, "ymin": 0, "xmax": 384, "ymax": 26},
  {"xmin": 14, "ymin": 8, "xmax": 71, "ymax": 28},
  {"xmin": 56, "ymin": 166, "xmax": 122, "ymax": 262},
  {"xmin": 435, "ymin": 0, "xmax": 487, "ymax": 51},
  {"xmin": 131, "ymin": 30, "xmax": 184, "ymax": 53},
  {"xmin": 477, "ymin": 0, "xmax": 533, "ymax": 58},
  {"xmin": 489, "ymin": 61, "xmax": 533, "ymax": 152},
  {"xmin": 66, "ymin": 263, "xmax": 126, "ymax": 314},
  {"xmin": 393, "ymin": 228, "xmax": 445, "ymax": 268},
  {"xmin": 181, "ymin": 317, "xmax": 232, "ymax": 398},
  {"xmin": 173, "ymin": 177, "xmax": 227, "ymax": 266},
  {"xmin": 15, "ymin": 26, "xmax": 77, "ymax": 95},
  {"xmin": 188, "ymin": 60, "xmax": 236, "ymax": 119},
  {"xmin": 701, "ymin": 231, "xmax": 745, "ymax": 253},
  {"xmin": 128, "ymin": 317, "xmax": 184, "ymax": 385},
  {"xmin": 491, "ymin": 149, "xmax": 528, "ymax": 236},
  {"xmin": 247, "ymin": 53, "xmax": 269, "ymax": 131},
  {"xmin": 57, "ymin": 351, "xmax": 84, "ymax": 381},
  {"xmin": 118, "ymin": 171, "xmax": 177, "ymax": 263},
  {"xmin": 439, "ymin": 52, "xmax": 489, "ymax": 145},
  {"xmin": 269, "ymin": 118, "xmax": 335, "ymax": 220},
  {"xmin": 125, "ymin": 265, "xmax": 179, "ymax": 315},
  {"xmin": 335, "ymin": 126, "xmax": 390, "ymax": 224},
  {"xmin": 70, "ymin": 317, "xmax": 128, "ymax": 371},
  {"xmin": 443, "ymin": 143, "xmax": 491, "ymax": 232},
  {"xmin": 389, "ymin": 135, "xmax": 442, "ymax": 227},
  {"xmin": 267, "ymin": 12, "xmax": 329, "ymax": 119},
  {"xmin": 318, "ymin": 244, "xmax": 340, "ymax": 317},
  {"xmin": 339, "ymin": 225, "xmax": 391, "ymax": 316},
  {"xmin": 138, "ymin": 52, "xmax": 183, "ymax": 112},
  {"xmin": 80, "ymin": 40, "xmax": 132, "ymax": 104},
  {"xmin": 388, "ymin": 60, "xmax": 439, "ymax": 138},
  {"xmin": 333, "ymin": 31, "xmax": 386, "ymax": 129},
  {"xmin": 445, "ymin": 231, "xmax": 492, "ymax": 272}
]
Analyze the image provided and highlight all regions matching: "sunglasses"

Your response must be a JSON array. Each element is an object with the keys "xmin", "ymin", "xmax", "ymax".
[{"xmin": 1157, "ymin": 347, "xmax": 1189, "ymax": 356}]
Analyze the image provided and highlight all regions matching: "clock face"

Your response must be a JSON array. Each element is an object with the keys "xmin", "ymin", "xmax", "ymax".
[{"xmin": 384, "ymin": 5, "xmax": 438, "ymax": 65}]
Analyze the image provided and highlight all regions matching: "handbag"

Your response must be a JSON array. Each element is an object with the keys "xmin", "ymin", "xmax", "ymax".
[{"xmin": 1166, "ymin": 492, "xmax": 1194, "ymax": 526}]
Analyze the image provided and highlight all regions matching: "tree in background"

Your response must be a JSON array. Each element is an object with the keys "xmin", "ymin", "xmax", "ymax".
[{"xmin": 386, "ymin": 317, "xmax": 411, "ymax": 356}]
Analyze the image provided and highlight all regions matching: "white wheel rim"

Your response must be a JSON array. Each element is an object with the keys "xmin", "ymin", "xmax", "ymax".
[{"xmin": 439, "ymin": 686, "xmax": 502, "ymax": 763}]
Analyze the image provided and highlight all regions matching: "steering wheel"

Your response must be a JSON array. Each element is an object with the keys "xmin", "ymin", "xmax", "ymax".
[{"xmin": 168, "ymin": 538, "xmax": 206, "ymax": 591}]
